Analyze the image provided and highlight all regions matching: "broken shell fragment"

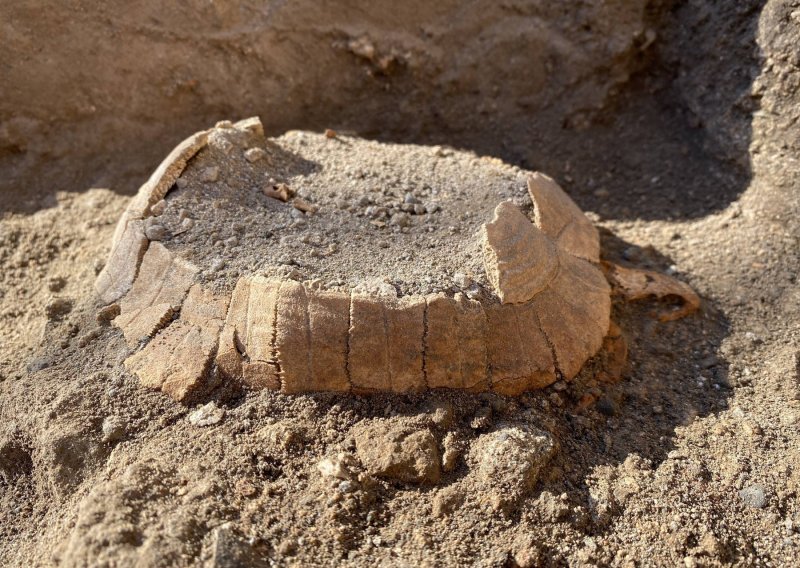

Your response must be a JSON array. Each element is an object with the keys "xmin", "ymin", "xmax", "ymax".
[
  {"xmin": 527, "ymin": 172, "xmax": 600, "ymax": 263},
  {"xmin": 263, "ymin": 184, "xmax": 293, "ymax": 202},
  {"xmin": 481, "ymin": 201, "xmax": 558, "ymax": 304},
  {"xmin": 603, "ymin": 261, "xmax": 701, "ymax": 321},
  {"xmin": 292, "ymin": 198, "xmax": 318, "ymax": 214}
]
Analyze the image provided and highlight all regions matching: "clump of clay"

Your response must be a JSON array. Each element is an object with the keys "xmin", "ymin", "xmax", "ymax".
[
  {"xmin": 98, "ymin": 117, "xmax": 619, "ymax": 402},
  {"xmin": 468, "ymin": 423, "xmax": 556, "ymax": 511}
]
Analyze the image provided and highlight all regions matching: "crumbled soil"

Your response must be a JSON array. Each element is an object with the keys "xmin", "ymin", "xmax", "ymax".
[{"xmin": 2, "ymin": 1, "xmax": 800, "ymax": 567}]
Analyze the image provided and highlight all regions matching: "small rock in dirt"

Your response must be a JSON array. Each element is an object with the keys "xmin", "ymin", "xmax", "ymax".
[
  {"xmin": 739, "ymin": 484, "xmax": 767, "ymax": 508},
  {"xmin": 101, "ymin": 416, "xmax": 126, "ymax": 443},
  {"xmin": 244, "ymin": 147, "xmax": 266, "ymax": 163},
  {"xmin": 45, "ymin": 297, "xmax": 73, "ymax": 320},
  {"xmin": 27, "ymin": 356, "xmax": 52, "ymax": 372},
  {"xmin": 47, "ymin": 276, "xmax": 67, "ymax": 292},
  {"xmin": 188, "ymin": 402, "xmax": 225, "ymax": 427},
  {"xmin": 144, "ymin": 222, "xmax": 171, "ymax": 241},
  {"xmin": 353, "ymin": 419, "xmax": 441, "ymax": 484},
  {"xmin": 390, "ymin": 212, "xmax": 411, "ymax": 227},
  {"xmin": 200, "ymin": 166, "xmax": 220, "ymax": 183},
  {"xmin": 468, "ymin": 423, "xmax": 556, "ymax": 510},
  {"xmin": 317, "ymin": 453, "xmax": 358, "ymax": 481},
  {"xmin": 452, "ymin": 272, "xmax": 473, "ymax": 288},
  {"xmin": 465, "ymin": 285, "xmax": 483, "ymax": 300},
  {"xmin": 178, "ymin": 218, "xmax": 194, "ymax": 232},
  {"xmin": 365, "ymin": 205, "xmax": 389, "ymax": 218},
  {"xmin": 96, "ymin": 303, "xmax": 120, "ymax": 324}
]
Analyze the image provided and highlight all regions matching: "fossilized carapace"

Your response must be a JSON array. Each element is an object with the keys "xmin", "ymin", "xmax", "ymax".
[{"xmin": 97, "ymin": 117, "xmax": 610, "ymax": 402}]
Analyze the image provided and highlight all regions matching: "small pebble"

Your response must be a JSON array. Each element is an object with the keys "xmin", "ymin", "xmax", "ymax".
[
  {"xmin": 45, "ymin": 297, "xmax": 73, "ymax": 320},
  {"xmin": 96, "ymin": 303, "xmax": 120, "ymax": 324},
  {"xmin": 145, "ymin": 223, "xmax": 171, "ymax": 241},
  {"xmin": 318, "ymin": 453, "xmax": 358, "ymax": 483},
  {"xmin": 47, "ymin": 276, "xmax": 67, "ymax": 292},
  {"xmin": 188, "ymin": 402, "xmax": 226, "ymax": 427},
  {"xmin": 200, "ymin": 166, "xmax": 220, "ymax": 183},
  {"xmin": 244, "ymin": 147, "xmax": 266, "ymax": 163},
  {"xmin": 465, "ymin": 285, "xmax": 482, "ymax": 300},
  {"xmin": 391, "ymin": 213, "xmax": 411, "ymax": 228},
  {"xmin": 453, "ymin": 273, "xmax": 473, "ymax": 288},
  {"xmin": 101, "ymin": 416, "xmax": 126, "ymax": 443},
  {"xmin": 366, "ymin": 206, "xmax": 388, "ymax": 219},
  {"xmin": 739, "ymin": 484, "xmax": 767, "ymax": 508},
  {"xmin": 27, "ymin": 356, "xmax": 52, "ymax": 372}
]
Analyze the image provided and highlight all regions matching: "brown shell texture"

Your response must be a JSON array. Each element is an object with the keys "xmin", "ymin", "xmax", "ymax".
[{"xmin": 98, "ymin": 118, "xmax": 610, "ymax": 402}]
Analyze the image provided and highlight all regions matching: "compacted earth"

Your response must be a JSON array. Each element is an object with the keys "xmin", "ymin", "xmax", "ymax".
[{"xmin": 1, "ymin": 1, "xmax": 799, "ymax": 566}]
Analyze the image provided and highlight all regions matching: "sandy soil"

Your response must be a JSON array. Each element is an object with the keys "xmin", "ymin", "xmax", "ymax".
[{"xmin": 1, "ymin": 0, "xmax": 799, "ymax": 566}]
